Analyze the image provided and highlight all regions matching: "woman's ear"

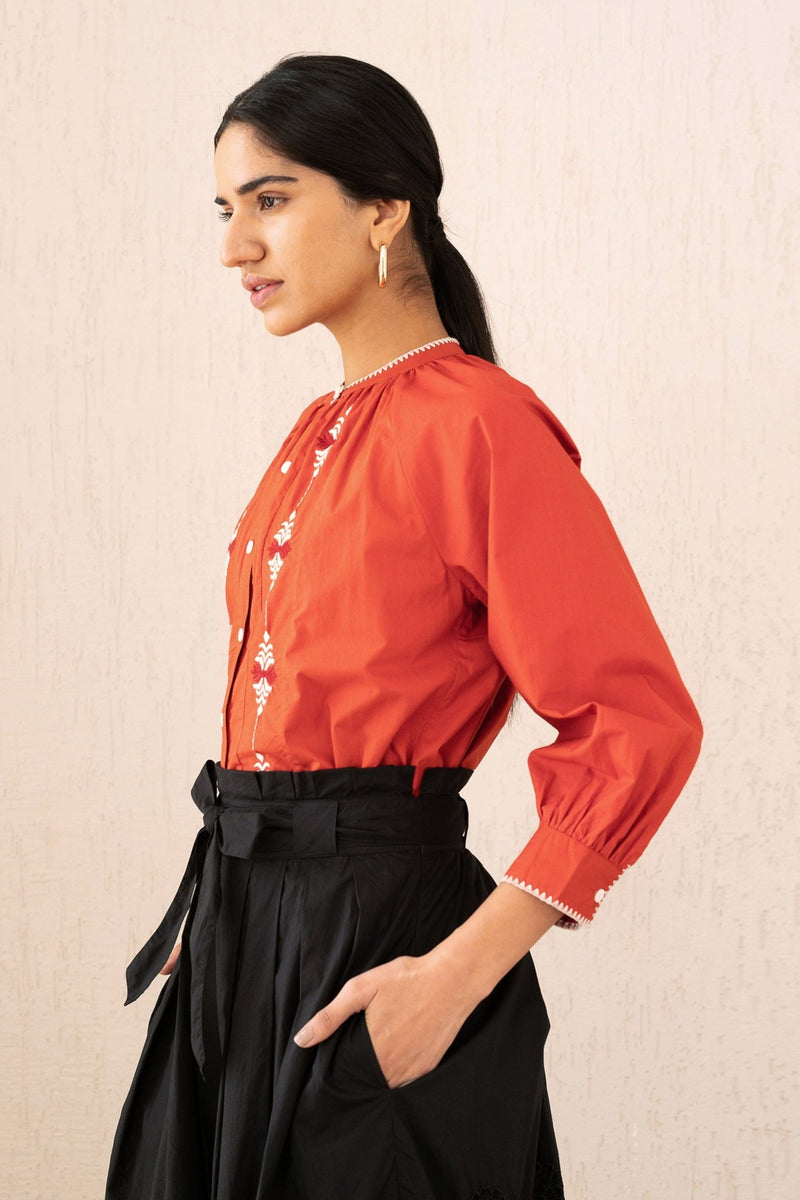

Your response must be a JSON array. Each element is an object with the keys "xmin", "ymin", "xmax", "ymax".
[{"xmin": 368, "ymin": 198, "xmax": 412, "ymax": 252}]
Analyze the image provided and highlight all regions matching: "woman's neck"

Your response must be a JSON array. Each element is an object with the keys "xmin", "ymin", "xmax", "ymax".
[{"xmin": 330, "ymin": 289, "xmax": 449, "ymax": 387}]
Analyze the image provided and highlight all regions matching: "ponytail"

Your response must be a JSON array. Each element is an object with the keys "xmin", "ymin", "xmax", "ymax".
[{"xmin": 426, "ymin": 235, "xmax": 497, "ymax": 365}]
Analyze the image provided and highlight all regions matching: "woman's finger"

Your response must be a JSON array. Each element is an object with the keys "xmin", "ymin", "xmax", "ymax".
[
  {"xmin": 293, "ymin": 974, "xmax": 376, "ymax": 1048},
  {"xmin": 158, "ymin": 939, "xmax": 182, "ymax": 976}
]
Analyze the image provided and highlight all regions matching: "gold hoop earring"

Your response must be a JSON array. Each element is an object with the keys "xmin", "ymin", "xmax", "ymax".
[{"xmin": 378, "ymin": 243, "xmax": 388, "ymax": 288}]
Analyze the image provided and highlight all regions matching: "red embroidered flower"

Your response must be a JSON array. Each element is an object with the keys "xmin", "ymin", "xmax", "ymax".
[
  {"xmin": 316, "ymin": 430, "xmax": 336, "ymax": 450},
  {"xmin": 251, "ymin": 663, "xmax": 277, "ymax": 685},
  {"xmin": 267, "ymin": 538, "xmax": 291, "ymax": 560}
]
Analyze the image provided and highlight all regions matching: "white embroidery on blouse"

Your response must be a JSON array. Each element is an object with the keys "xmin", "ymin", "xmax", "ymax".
[
  {"xmin": 252, "ymin": 634, "xmax": 277, "ymax": 716},
  {"xmin": 267, "ymin": 514, "xmax": 296, "ymax": 588},
  {"xmin": 249, "ymin": 406, "xmax": 354, "ymax": 752}
]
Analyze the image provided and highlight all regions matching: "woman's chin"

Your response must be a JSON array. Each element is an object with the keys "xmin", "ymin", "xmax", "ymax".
[{"xmin": 259, "ymin": 308, "xmax": 309, "ymax": 339}]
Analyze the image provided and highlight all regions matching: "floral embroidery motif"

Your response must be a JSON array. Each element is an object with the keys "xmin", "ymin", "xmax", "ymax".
[
  {"xmin": 254, "ymin": 753, "xmax": 270, "ymax": 772},
  {"xmin": 252, "ymin": 661, "xmax": 278, "ymax": 686},
  {"xmin": 308, "ymin": 413, "xmax": 347, "ymax": 484},
  {"xmin": 249, "ymin": 408, "xmax": 352, "ymax": 750},
  {"xmin": 267, "ymin": 515, "xmax": 295, "ymax": 587},
  {"xmin": 252, "ymin": 635, "xmax": 277, "ymax": 716}
]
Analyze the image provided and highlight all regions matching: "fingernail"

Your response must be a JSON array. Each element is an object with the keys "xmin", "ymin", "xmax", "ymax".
[{"xmin": 294, "ymin": 1024, "xmax": 313, "ymax": 1047}]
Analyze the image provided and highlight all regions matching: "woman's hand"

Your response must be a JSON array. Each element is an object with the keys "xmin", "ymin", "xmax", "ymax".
[
  {"xmin": 159, "ymin": 939, "xmax": 181, "ymax": 976},
  {"xmin": 293, "ymin": 884, "xmax": 563, "ymax": 1088},
  {"xmin": 293, "ymin": 951, "xmax": 475, "ymax": 1087}
]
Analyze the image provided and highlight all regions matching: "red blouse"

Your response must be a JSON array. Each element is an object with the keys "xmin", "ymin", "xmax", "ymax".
[{"xmin": 221, "ymin": 340, "xmax": 702, "ymax": 927}]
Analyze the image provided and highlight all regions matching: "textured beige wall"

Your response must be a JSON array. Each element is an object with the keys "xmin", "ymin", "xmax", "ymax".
[{"xmin": 2, "ymin": 1, "xmax": 798, "ymax": 1196}]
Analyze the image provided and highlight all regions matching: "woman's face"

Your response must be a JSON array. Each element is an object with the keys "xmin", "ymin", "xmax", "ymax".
[{"xmin": 214, "ymin": 124, "xmax": 378, "ymax": 340}]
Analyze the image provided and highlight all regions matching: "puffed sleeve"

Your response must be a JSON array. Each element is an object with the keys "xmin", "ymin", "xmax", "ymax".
[{"xmin": 389, "ymin": 357, "xmax": 703, "ymax": 927}]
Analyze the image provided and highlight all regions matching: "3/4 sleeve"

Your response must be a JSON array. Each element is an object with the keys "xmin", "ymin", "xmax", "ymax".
[{"xmin": 390, "ymin": 362, "xmax": 702, "ymax": 927}]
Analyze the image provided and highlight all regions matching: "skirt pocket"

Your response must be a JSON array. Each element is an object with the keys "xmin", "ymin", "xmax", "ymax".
[{"xmin": 352, "ymin": 1009, "xmax": 390, "ymax": 1089}]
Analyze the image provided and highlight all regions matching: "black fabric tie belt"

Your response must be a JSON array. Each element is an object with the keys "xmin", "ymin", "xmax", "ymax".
[{"xmin": 124, "ymin": 760, "xmax": 472, "ymax": 1074}]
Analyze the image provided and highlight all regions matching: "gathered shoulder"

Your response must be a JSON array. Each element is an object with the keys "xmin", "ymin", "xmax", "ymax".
[{"xmin": 387, "ymin": 350, "xmax": 582, "ymax": 469}]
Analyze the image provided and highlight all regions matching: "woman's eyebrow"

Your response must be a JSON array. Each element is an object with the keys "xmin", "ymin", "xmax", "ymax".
[{"xmin": 214, "ymin": 174, "xmax": 300, "ymax": 205}]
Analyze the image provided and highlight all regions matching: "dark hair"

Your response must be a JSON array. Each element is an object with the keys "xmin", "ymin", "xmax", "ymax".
[{"xmin": 214, "ymin": 54, "xmax": 497, "ymax": 364}]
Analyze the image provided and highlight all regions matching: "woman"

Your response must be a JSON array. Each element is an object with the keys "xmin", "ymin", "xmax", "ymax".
[{"xmin": 107, "ymin": 54, "xmax": 702, "ymax": 1200}]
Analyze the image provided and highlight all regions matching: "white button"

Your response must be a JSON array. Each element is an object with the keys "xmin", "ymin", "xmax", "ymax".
[
  {"xmin": 594, "ymin": 889, "xmax": 606, "ymax": 904},
  {"xmin": 280, "ymin": 460, "xmax": 291, "ymax": 473},
  {"xmin": 245, "ymin": 540, "xmax": 254, "ymax": 554},
  {"xmin": 237, "ymin": 627, "xmax": 244, "ymax": 642}
]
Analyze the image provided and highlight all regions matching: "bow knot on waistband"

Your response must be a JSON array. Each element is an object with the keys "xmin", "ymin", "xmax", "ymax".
[{"xmin": 123, "ymin": 759, "xmax": 471, "ymax": 1075}]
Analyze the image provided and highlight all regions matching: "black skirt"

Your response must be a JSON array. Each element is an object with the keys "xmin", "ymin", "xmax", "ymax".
[{"xmin": 106, "ymin": 762, "xmax": 565, "ymax": 1200}]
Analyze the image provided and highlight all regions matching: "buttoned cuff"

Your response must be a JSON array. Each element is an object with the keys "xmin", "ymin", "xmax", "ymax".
[{"xmin": 503, "ymin": 824, "xmax": 624, "ymax": 928}]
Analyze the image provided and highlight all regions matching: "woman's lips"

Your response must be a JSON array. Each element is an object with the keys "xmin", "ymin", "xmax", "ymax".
[{"xmin": 249, "ymin": 281, "xmax": 282, "ymax": 308}]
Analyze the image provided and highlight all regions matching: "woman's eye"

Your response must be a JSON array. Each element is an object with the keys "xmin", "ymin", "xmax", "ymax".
[{"xmin": 215, "ymin": 195, "xmax": 283, "ymax": 223}]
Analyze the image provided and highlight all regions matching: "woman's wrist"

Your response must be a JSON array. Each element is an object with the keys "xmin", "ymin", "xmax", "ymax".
[{"xmin": 426, "ymin": 882, "xmax": 563, "ymax": 1009}]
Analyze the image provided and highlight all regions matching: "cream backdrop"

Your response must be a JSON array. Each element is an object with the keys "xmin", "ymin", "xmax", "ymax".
[{"xmin": 2, "ymin": 1, "xmax": 797, "ymax": 1197}]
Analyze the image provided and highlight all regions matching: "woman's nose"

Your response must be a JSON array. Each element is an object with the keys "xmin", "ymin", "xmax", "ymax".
[{"xmin": 219, "ymin": 218, "xmax": 265, "ymax": 269}]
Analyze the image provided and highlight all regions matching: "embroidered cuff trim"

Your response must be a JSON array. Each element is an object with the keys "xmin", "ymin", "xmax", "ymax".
[{"xmin": 501, "ymin": 875, "xmax": 591, "ymax": 929}]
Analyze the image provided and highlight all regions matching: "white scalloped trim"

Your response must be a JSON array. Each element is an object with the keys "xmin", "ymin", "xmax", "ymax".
[
  {"xmin": 331, "ymin": 338, "xmax": 459, "ymax": 400},
  {"xmin": 502, "ymin": 875, "xmax": 590, "ymax": 928}
]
